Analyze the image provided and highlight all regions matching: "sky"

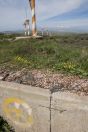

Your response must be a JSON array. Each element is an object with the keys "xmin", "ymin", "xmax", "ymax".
[{"xmin": 0, "ymin": 0, "xmax": 88, "ymax": 32}]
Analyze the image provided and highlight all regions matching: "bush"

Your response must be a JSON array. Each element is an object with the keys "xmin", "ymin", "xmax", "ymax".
[{"xmin": 0, "ymin": 116, "xmax": 15, "ymax": 132}]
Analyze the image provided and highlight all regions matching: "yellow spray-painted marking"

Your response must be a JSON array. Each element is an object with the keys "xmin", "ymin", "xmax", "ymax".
[{"xmin": 2, "ymin": 97, "xmax": 33, "ymax": 127}]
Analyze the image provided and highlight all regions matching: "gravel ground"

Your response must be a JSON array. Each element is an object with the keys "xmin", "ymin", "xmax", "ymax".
[{"xmin": 0, "ymin": 68, "xmax": 88, "ymax": 96}]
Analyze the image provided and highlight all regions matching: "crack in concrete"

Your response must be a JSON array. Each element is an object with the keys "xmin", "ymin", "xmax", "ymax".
[
  {"xmin": 50, "ymin": 93, "xmax": 52, "ymax": 132},
  {"xmin": 39, "ymin": 89, "xmax": 67, "ymax": 132},
  {"xmin": 50, "ymin": 86, "xmax": 62, "ymax": 94},
  {"xmin": 49, "ymin": 88, "xmax": 67, "ymax": 132},
  {"xmin": 0, "ymin": 81, "xmax": 67, "ymax": 132},
  {"xmin": 39, "ymin": 105, "xmax": 66, "ymax": 112}
]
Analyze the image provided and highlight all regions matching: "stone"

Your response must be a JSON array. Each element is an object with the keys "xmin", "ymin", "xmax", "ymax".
[{"xmin": 0, "ymin": 76, "xmax": 4, "ymax": 80}]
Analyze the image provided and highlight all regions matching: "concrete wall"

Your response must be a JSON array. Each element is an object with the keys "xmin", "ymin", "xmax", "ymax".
[{"xmin": 0, "ymin": 81, "xmax": 88, "ymax": 132}]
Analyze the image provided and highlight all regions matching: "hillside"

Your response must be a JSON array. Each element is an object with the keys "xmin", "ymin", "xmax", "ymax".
[{"xmin": 0, "ymin": 34, "xmax": 88, "ymax": 77}]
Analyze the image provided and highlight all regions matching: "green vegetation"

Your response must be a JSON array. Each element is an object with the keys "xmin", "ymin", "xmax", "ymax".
[
  {"xmin": 0, "ymin": 116, "xmax": 14, "ymax": 132},
  {"xmin": 0, "ymin": 34, "xmax": 88, "ymax": 77}
]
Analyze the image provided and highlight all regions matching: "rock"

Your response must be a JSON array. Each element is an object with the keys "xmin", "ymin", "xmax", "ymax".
[
  {"xmin": 2, "ymin": 73, "xmax": 9, "ymax": 81},
  {"xmin": 21, "ymin": 72, "xmax": 35, "ymax": 85},
  {"xmin": 0, "ymin": 76, "xmax": 4, "ymax": 80}
]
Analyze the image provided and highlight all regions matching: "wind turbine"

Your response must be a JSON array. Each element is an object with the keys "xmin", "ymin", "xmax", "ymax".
[
  {"xmin": 29, "ymin": 0, "xmax": 37, "ymax": 37},
  {"xmin": 23, "ymin": 19, "xmax": 30, "ymax": 36}
]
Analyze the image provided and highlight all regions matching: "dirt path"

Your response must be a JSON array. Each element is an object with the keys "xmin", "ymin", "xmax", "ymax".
[{"xmin": 0, "ymin": 68, "xmax": 88, "ymax": 96}]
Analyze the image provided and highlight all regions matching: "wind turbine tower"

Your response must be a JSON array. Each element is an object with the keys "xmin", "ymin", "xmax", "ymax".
[
  {"xmin": 29, "ymin": 0, "xmax": 37, "ymax": 37},
  {"xmin": 23, "ymin": 19, "xmax": 30, "ymax": 36}
]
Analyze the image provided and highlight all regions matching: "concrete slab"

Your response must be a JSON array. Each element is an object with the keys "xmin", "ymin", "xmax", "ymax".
[
  {"xmin": 51, "ymin": 91, "xmax": 88, "ymax": 132},
  {"xmin": 15, "ymin": 36, "xmax": 31, "ymax": 41},
  {"xmin": 15, "ymin": 35, "xmax": 42, "ymax": 41},
  {"xmin": 0, "ymin": 81, "xmax": 50, "ymax": 132},
  {"xmin": 1, "ymin": 81, "xmax": 88, "ymax": 132}
]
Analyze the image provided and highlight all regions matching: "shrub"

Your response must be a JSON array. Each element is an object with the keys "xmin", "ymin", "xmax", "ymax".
[{"xmin": 0, "ymin": 116, "xmax": 15, "ymax": 132}]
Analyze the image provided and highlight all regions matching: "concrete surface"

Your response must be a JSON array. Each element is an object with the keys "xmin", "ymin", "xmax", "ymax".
[
  {"xmin": 51, "ymin": 92, "xmax": 88, "ymax": 132},
  {"xmin": 0, "ymin": 81, "xmax": 50, "ymax": 132},
  {"xmin": 15, "ymin": 35, "xmax": 42, "ymax": 41},
  {"xmin": 0, "ymin": 81, "xmax": 88, "ymax": 132}
]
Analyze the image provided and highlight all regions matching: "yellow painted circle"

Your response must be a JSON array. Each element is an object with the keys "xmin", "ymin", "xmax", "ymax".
[{"xmin": 2, "ymin": 97, "xmax": 33, "ymax": 127}]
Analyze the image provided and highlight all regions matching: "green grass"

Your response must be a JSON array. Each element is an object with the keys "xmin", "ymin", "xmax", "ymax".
[
  {"xmin": 0, "ymin": 34, "xmax": 88, "ymax": 77},
  {"xmin": 0, "ymin": 116, "xmax": 14, "ymax": 132}
]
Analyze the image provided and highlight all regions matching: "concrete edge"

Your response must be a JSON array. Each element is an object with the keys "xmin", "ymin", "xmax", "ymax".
[
  {"xmin": 0, "ymin": 81, "xmax": 50, "ymax": 97},
  {"xmin": 52, "ymin": 91, "xmax": 88, "ymax": 104}
]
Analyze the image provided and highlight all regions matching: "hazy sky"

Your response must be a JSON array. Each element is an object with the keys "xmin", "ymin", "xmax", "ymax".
[{"xmin": 0, "ymin": 0, "xmax": 88, "ymax": 32}]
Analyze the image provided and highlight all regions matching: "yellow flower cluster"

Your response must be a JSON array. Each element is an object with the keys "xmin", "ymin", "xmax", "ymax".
[
  {"xmin": 63, "ymin": 62, "xmax": 76, "ymax": 70},
  {"xmin": 14, "ymin": 56, "xmax": 31, "ymax": 65}
]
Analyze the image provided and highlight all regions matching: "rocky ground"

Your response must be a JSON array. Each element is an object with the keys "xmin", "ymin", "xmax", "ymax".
[{"xmin": 0, "ymin": 68, "xmax": 88, "ymax": 96}]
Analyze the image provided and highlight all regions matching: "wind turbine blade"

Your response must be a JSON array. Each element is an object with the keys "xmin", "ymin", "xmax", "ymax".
[{"xmin": 29, "ymin": 0, "xmax": 32, "ymax": 10}]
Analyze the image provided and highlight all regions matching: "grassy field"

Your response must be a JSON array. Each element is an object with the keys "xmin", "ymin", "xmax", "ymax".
[{"xmin": 0, "ymin": 34, "xmax": 88, "ymax": 77}]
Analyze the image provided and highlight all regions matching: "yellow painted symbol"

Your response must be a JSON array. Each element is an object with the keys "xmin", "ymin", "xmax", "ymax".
[{"xmin": 2, "ymin": 97, "xmax": 33, "ymax": 127}]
